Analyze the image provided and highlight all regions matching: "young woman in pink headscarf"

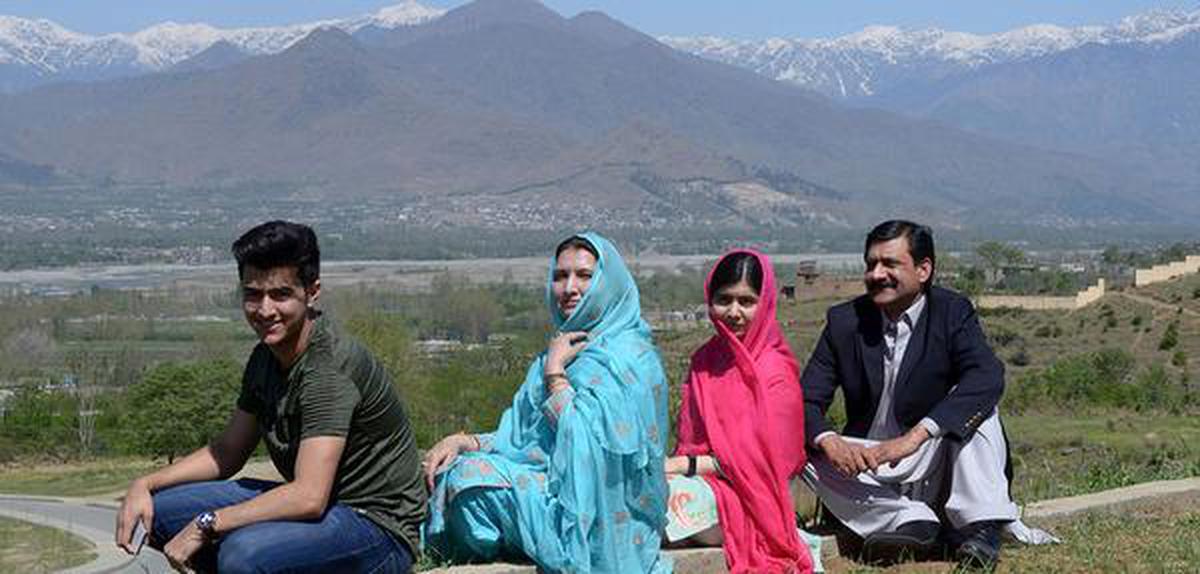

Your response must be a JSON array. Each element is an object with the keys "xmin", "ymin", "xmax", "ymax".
[{"xmin": 665, "ymin": 250, "xmax": 816, "ymax": 573}]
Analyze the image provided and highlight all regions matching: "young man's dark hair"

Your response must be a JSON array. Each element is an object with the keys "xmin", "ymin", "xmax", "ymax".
[
  {"xmin": 864, "ymin": 219, "xmax": 936, "ymax": 290},
  {"xmin": 232, "ymin": 220, "xmax": 320, "ymax": 287}
]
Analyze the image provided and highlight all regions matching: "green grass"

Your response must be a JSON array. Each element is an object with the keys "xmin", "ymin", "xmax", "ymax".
[
  {"xmin": 1002, "ymin": 491, "xmax": 1200, "ymax": 573},
  {"xmin": 0, "ymin": 516, "xmax": 96, "ymax": 573},
  {"xmin": 0, "ymin": 458, "xmax": 157, "ymax": 497},
  {"xmin": 1006, "ymin": 411, "xmax": 1200, "ymax": 502},
  {"xmin": 820, "ymin": 492, "xmax": 1200, "ymax": 573}
]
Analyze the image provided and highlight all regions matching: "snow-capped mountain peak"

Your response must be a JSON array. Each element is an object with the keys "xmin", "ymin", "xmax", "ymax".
[
  {"xmin": 0, "ymin": 1, "xmax": 446, "ymax": 90},
  {"xmin": 362, "ymin": 1, "xmax": 447, "ymax": 29},
  {"xmin": 663, "ymin": 7, "xmax": 1200, "ymax": 99}
]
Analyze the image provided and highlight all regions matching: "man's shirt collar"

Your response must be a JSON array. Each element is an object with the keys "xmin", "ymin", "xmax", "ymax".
[{"xmin": 882, "ymin": 293, "xmax": 926, "ymax": 334}]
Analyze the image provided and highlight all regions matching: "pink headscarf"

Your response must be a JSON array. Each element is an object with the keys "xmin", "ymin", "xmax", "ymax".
[{"xmin": 674, "ymin": 249, "xmax": 812, "ymax": 573}]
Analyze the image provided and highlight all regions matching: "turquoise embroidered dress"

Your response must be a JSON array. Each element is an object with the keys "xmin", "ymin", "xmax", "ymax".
[{"xmin": 424, "ymin": 232, "xmax": 672, "ymax": 573}]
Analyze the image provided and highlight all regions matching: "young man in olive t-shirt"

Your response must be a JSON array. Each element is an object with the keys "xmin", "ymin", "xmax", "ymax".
[{"xmin": 115, "ymin": 220, "xmax": 425, "ymax": 573}]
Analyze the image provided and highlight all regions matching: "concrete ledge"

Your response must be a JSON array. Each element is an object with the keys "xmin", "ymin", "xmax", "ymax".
[
  {"xmin": 1023, "ymin": 477, "xmax": 1200, "ymax": 519},
  {"xmin": 6, "ymin": 476, "xmax": 1198, "ymax": 574},
  {"xmin": 426, "ymin": 538, "xmax": 845, "ymax": 573},
  {"xmin": 428, "ymin": 476, "xmax": 1200, "ymax": 572}
]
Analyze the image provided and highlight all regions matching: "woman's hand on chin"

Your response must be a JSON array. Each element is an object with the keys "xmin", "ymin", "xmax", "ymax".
[{"xmin": 545, "ymin": 331, "xmax": 588, "ymax": 376}]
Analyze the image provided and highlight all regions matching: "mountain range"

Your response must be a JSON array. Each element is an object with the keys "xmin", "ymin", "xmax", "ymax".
[
  {"xmin": 0, "ymin": 1, "xmax": 444, "ymax": 92},
  {"xmin": 0, "ymin": 0, "xmax": 1195, "ymax": 230},
  {"xmin": 662, "ymin": 10, "xmax": 1200, "ymax": 100},
  {"xmin": 664, "ymin": 8, "xmax": 1200, "ymax": 184}
]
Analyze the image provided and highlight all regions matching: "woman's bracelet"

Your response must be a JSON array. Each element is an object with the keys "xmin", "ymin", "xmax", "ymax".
[
  {"xmin": 543, "ymin": 372, "xmax": 570, "ymax": 389},
  {"xmin": 685, "ymin": 454, "xmax": 698, "ymax": 477}
]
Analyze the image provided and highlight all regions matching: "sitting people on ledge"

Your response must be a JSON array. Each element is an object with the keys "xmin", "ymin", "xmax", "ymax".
[
  {"xmin": 115, "ymin": 220, "xmax": 425, "ymax": 573},
  {"xmin": 800, "ymin": 219, "xmax": 1053, "ymax": 569},
  {"xmin": 422, "ymin": 232, "xmax": 673, "ymax": 573},
  {"xmin": 666, "ymin": 250, "xmax": 818, "ymax": 573}
]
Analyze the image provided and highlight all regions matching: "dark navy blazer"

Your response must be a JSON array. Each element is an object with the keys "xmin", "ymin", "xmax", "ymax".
[{"xmin": 800, "ymin": 286, "xmax": 1005, "ymax": 444}]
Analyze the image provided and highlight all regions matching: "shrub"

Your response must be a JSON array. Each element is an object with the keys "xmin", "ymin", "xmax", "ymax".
[
  {"xmin": 1008, "ymin": 349, "xmax": 1031, "ymax": 367},
  {"xmin": 123, "ymin": 359, "xmax": 240, "ymax": 462},
  {"xmin": 1172, "ymin": 350, "xmax": 1188, "ymax": 368},
  {"xmin": 1013, "ymin": 349, "xmax": 1139, "ymax": 409},
  {"xmin": 1135, "ymin": 365, "xmax": 1183, "ymax": 411},
  {"xmin": 988, "ymin": 325, "xmax": 1022, "ymax": 348},
  {"xmin": 1159, "ymin": 321, "xmax": 1179, "ymax": 351}
]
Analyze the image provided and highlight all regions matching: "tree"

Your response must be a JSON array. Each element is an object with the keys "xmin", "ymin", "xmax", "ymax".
[
  {"xmin": 1101, "ymin": 245, "xmax": 1122, "ymax": 266},
  {"xmin": 1159, "ymin": 321, "xmax": 1180, "ymax": 351},
  {"xmin": 429, "ymin": 273, "xmax": 503, "ymax": 343},
  {"xmin": 975, "ymin": 241, "xmax": 1026, "ymax": 286},
  {"xmin": 124, "ymin": 359, "xmax": 241, "ymax": 463},
  {"xmin": 2, "ymin": 327, "xmax": 59, "ymax": 375},
  {"xmin": 344, "ymin": 312, "xmax": 413, "ymax": 381},
  {"xmin": 64, "ymin": 348, "xmax": 113, "ymax": 456}
]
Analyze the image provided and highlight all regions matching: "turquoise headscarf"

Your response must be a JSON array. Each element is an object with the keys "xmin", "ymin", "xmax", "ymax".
[{"xmin": 425, "ymin": 232, "xmax": 672, "ymax": 573}]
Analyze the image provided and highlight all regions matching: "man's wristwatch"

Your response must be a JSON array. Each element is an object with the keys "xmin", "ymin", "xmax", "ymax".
[{"xmin": 194, "ymin": 511, "xmax": 219, "ymax": 539}]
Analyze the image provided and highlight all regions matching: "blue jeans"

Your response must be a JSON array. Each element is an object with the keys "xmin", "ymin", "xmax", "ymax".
[{"xmin": 151, "ymin": 479, "xmax": 413, "ymax": 574}]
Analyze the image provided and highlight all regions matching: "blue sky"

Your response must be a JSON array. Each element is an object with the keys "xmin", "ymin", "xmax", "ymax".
[{"xmin": 2, "ymin": 0, "xmax": 1195, "ymax": 38}]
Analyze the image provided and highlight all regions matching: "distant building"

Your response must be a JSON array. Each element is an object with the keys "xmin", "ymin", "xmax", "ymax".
[{"xmin": 782, "ymin": 260, "xmax": 821, "ymax": 300}]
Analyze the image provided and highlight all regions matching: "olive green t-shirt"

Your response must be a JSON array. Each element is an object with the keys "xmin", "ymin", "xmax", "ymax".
[{"xmin": 236, "ymin": 314, "xmax": 426, "ymax": 555}]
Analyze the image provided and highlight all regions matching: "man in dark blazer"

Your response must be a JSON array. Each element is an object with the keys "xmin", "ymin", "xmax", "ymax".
[{"xmin": 800, "ymin": 220, "xmax": 1018, "ymax": 568}]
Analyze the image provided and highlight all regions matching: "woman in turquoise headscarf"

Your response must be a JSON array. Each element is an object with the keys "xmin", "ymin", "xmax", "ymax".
[{"xmin": 422, "ymin": 233, "xmax": 672, "ymax": 573}]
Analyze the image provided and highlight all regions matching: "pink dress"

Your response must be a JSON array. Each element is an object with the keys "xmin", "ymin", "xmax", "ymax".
[{"xmin": 673, "ymin": 249, "xmax": 814, "ymax": 573}]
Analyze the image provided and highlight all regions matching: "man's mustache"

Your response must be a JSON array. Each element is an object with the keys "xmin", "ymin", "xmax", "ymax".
[{"xmin": 867, "ymin": 279, "xmax": 898, "ymax": 290}]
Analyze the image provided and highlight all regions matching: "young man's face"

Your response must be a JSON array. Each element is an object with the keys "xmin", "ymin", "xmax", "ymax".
[
  {"xmin": 240, "ymin": 265, "xmax": 320, "ymax": 353},
  {"xmin": 864, "ymin": 236, "xmax": 931, "ymax": 318}
]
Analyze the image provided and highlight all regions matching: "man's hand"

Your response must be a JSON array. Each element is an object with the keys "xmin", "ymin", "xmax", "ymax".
[
  {"xmin": 867, "ymin": 426, "xmax": 930, "ymax": 468},
  {"xmin": 163, "ymin": 520, "xmax": 209, "ymax": 573},
  {"xmin": 115, "ymin": 479, "xmax": 154, "ymax": 554},
  {"xmin": 816, "ymin": 434, "xmax": 877, "ymax": 476}
]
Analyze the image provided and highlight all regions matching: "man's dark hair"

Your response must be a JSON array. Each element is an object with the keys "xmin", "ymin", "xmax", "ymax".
[
  {"xmin": 232, "ymin": 221, "xmax": 320, "ymax": 287},
  {"xmin": 865, "ymin": 220, "xmax": 936, "ymax": 289},
  {"xmin": 555, "ymin": 236, "xmax": 600, "ymax": 260},
  {"xmin": 708, "ymin": 252, "xmax": 763, "ymax": 297}
]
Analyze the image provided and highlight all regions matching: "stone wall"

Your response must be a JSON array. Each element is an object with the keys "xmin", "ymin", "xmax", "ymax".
[
  {"xmin": 978, "ymin": 279, "xmax": 1105, "ymax": 311},
  {"xmin": 1135, "ymin": 255, "xmax": 1200, "ymax": 287}
]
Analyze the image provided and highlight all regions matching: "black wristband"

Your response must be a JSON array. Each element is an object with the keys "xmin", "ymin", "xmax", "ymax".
[{"xmin": 686, "ymin": 455, "xmax": 697, "ymax": 477}]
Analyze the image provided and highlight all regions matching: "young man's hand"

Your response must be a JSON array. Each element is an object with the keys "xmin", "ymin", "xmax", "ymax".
[
  {"xmin": 115, "ymin": 479, "xmax": 154, "ymax": 554},
  {"xmin": 163, "ymin": 519, "xmax": 209, "ymax": 572}
]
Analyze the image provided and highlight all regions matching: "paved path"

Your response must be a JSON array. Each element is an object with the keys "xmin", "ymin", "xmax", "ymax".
[{"xmin": 0, "ymin": 494, "xmax": 167, "ymax": 573}]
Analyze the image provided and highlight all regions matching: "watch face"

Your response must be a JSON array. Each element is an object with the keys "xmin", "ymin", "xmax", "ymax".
[{"xmin": 196, "ymin": 511, "xmax": 216, "ymax": 534}]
